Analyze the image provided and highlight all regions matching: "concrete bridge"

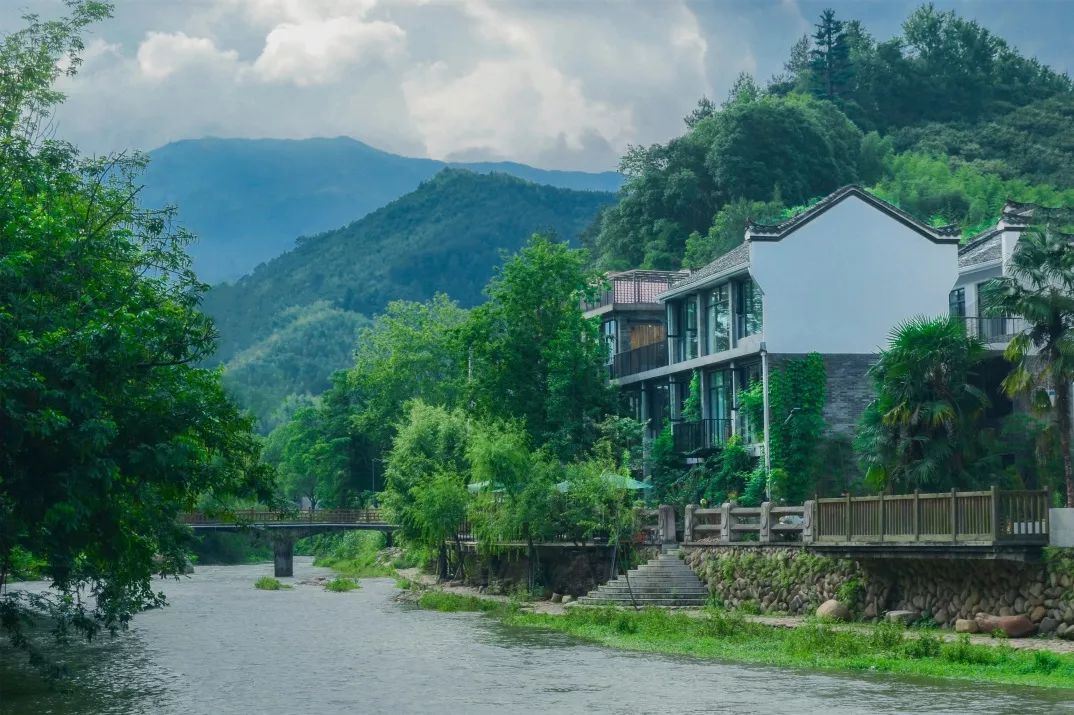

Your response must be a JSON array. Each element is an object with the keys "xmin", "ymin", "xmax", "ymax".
[{"xmin": 181, "ymin": 509, "xmax": 396, "ymax": 576}]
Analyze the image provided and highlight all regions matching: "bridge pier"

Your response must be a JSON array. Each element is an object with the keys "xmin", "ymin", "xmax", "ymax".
[{"xmin": 272, "ymin": 535, "xmax": 295, "ymax": 578}]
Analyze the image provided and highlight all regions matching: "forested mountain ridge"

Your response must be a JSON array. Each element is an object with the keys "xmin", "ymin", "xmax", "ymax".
[
  {"xmin": 590, "ymin": 5, "xmax": 1074, "ymax": 271},
  {"xmin": 205, "ymin": 169, "xmax": 616, "ymax": 429},
  {"xmin": 142, "ymin": 136, "xmax": 623, "ymax": 283}
]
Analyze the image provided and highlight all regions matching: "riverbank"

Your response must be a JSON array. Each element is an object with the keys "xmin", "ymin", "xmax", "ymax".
[{"xmin": 405, "ymin": 581, "xmax": 1074, "ymax": 691}]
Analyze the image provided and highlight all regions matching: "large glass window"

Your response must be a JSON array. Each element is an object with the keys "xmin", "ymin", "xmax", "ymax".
[
  {"xmin": 669, "ymin": 298, "xmax": 699, "ymax": 362},
  {"xmin": 707, "ymin": 369, "xmax": 732, "ymax": 446},
  {"xmin": 735, "ymin": 279, "xmax": 763, "ymax": 339},
  {"xmin": 948, "ymin": 287, "xmax": 966, "ymax": 318},
  {"xmin": 976, "ymin": 280, "xmax": 1006, "ymax": 341},
  {"xmin": 734, "ymin": 362, "xmax": 762, "ymax": 443},
  {"xmin": 601, "ymin": 319, "xmax": 617, "ymax": 365},
  {"xmin": 705, "ymin": 284, "xmax": 731, "ymax": 354},
  {"xmin": 684, "ymin": 297, "xmax": 699, "ymax": 360}
]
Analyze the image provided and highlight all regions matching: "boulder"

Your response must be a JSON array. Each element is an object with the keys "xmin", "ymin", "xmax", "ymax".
[
  {"xmin": 816, "ymin": 599, "xmax": 850, "ymax": 622},
  {"xmin": 1030, "ymin": 605, "xmax": 1048, "ymax": 622},
  {"xmin": 550, "ymin": 593, "xmax": 563, "ymax": 603},
  {"xmin": 1058, "ymin": 623, "xmax": 1074, "ymax": 640},
  {"xmin": 561, "ymin": 595, "xmax": 574, "ymax": 604},
  {"xmin": 954, "ymin": 619, "xmax": 979, "ymax": 634},
  {"xmin": 974, "ymin": 613, "xmax": 1037, "ymax": 638},
  {"xmin": 885, "ymin": 610, "xmax": 918, "ymax": 626},
  {"xmin": 1039, "ymin": 617, "xmax": 1060, "ymax": 635}
]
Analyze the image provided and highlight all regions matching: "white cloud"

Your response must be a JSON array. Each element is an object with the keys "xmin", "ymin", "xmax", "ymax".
[
  {"xmin": 252, "ymin": 17, "xmax": 406, "ymax": 86},
  {"xmin": 136, "ymin": 32, "xmax": 239, "ymax": 81}
]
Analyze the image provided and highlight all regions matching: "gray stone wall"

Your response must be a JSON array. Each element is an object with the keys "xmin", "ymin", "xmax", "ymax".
[
  {"xmin": 686, "ymin": 545, "xmax": 1074, "ymax": 637},
  {"xmin": 772, "ymin": 353, "xmax": 877, "ymax": 435}
]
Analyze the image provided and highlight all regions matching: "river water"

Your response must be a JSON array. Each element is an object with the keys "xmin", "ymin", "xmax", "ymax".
[{"xmin": 2, "ymin": 559, "xmax": 1073, "ymax": 714}]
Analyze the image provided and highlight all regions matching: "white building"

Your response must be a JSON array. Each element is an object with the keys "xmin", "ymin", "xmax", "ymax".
[{"xmin": 594, "ymin": 185, "xmax": 962, "ymax": 454}]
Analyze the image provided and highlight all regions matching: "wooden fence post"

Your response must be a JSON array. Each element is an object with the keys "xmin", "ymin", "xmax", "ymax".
[
  {"xmin": 878, "ymin": 492, "xmax": 885, "ymax": 542},
  {"xmin": 759, "ymin": 501, "xmax": 771, "ymax": 543},
  {"xmin": 950, "ymin": 488, "xmax": 958, "ymax": 542},
  {"xmin": 684, "ymin": 504, "xmax": 696, "ymax": 544},
  {"xmin": 845, "ymin": 492, "xmax": 852, "ymax": 542},
  {"xmin": 990, "ymin": 485, "xmax": 1000, "ymax": 543},
  {"xmin": 913, "ymin": 489, "xmax": 920, "ymax": 541}
]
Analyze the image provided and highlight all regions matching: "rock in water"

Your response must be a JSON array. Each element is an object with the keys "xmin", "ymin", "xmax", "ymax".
[{"xmin": 816, "ymin": 599, "xmax": 850, "ymax": 621}]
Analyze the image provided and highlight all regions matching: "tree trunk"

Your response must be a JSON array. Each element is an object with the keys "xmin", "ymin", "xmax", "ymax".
[
  {"xmin": 453, "ymin": 536, "xmax": 465, "ymax": 580},
  {"xmin": 438, "ymin": 543, "xmax": 448, "ymax": 582},
  {"xmin": 1057, "ymin": 377, "xmax": 1074, "ymax": 507}
]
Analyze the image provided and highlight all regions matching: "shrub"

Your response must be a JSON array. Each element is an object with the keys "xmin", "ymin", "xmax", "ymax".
[
  {"xmin": 835, "ymin": 578, "xmax": 864, "ymax": 608},
  {"xmin": 784, "ymin": 624, "xmax": 866, "ymax": 658},
  {"xmin": 870, "ymin": 620, "xmax": 905, "ymax": 650},
  {"xmin": 417, "ymin": 591, "xmax": 502, "ymax": 612},
  {"xmin": 254, "ymin": 576, "xmax": 287, "ymax": 591},
  {"xmin": 942, "ymin": 634, "xmax": 999, "ymax": 665},
  {"xmin": 902, "ymin": 632, "xmax": 941, "ymax": 659},
  {"xmin": 325, "ymin": 577, "xmax": 360, "ymax": 592},
  {"xmin": 1030, "ymin": 650, "xmax": 1061, "ymax": 674}
]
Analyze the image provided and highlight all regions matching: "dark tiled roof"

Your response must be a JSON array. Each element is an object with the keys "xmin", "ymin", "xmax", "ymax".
[
  {"xmin": 661, "ymin": 242, "xmax": 750, "ymax": 296},
  {"xmin": 1002, "ymin": 199, "xmax": 1074, "ymax": 226},
  {"xmin": 747, "ymin": 185, "xmax": 961, "ymax": 242},
  {"xmin": 958, "ymin": 228, "xmax": 1001, "ymax": 269}
]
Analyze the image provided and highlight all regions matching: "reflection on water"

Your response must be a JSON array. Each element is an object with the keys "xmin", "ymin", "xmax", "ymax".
[{"xmin": 2, "ymin": 559, "xmax": 1074, "ymax": 714}]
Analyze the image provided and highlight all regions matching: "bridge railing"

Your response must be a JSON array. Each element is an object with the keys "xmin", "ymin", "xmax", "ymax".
[
  {"xmin": 180, "ymin": 508, "xmax": 385, "ymax": 525},
  {"xmin": 685, "ymin": 502, "xmax": 806, "ymax": 544}
]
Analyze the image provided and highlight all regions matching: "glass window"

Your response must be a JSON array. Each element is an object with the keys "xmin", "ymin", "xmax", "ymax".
[
  {"xmin": 684, "ymin": 297, "xmax": 699, "ymax": 360},
  {"xmin": 707, "ymin": 369, "xmax": 732, "ymax": 446},
  {"xmin": 735, "ymin": 279, "xmax": 763, "ymax": 339},
  {"xmin": 734, "ymin": 362, "xmax": 762, "ymax": 443},
  {"xmin": 948, "ymin": 287, "xmax": 966, "ymax": 318},
  {"xmin": 976, "ymin": 280, "xmax": 1006, "ymax": 340},
  {"xmin": 705, "ymin": 284, "xmax": 731, "ymax": 354},
  {"xmin": 601, "ymin": 319, "xmax": 617, "ymax": 365}
]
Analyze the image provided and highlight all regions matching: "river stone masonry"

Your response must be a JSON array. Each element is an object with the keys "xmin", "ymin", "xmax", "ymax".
[{"xmin": 685, "ymin": 545, "xmax": 1074, "ymax": 635}]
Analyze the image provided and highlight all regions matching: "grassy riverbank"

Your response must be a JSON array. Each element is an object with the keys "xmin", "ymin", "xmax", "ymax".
[{"xmin": 414, "ymin": 591, "xmax": 1074, "ymax": 690}]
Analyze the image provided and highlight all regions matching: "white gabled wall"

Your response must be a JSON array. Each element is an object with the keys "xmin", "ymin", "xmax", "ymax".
[{"xmin": 748, "ymin": 195, "xmax": 959, "ymax": 354}]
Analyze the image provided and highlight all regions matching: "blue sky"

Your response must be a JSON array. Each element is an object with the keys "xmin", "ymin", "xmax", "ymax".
[{"xmin": 4, "ymin": 0, "xmax": 1071, "ymax": 170}]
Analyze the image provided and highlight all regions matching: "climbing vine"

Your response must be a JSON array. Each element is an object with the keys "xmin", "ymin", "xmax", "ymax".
[{"xmin": 768, "ymin": 354, "xmax": 828, "ymax": 503}]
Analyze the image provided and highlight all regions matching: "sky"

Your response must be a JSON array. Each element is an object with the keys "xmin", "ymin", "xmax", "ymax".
[{"xmin": 4, "ymin": 0, "xmax": 1073, "ymax": 172}]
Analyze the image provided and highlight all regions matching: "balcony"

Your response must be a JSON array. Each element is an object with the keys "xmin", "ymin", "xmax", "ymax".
[
  {"xmin": 611, "ymin": 340, "xmax": 668, "ymax": 379},
  {"xmin": 671, "ymin": 418, "xmax": 733, "ymax": 454},
  {"xmin": 958, "ymin": 316, "xmax": 1026, "ymax": 344},
  {"xmin": 583, "ymin": 270, "xmax": 688, "ymax": 312}
]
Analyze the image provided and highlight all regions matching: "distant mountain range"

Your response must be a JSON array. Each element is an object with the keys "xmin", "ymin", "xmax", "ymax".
[
  {"xmin": 204, "ymin": 169, "xmax": 617, "ymax": 429},
  {"xmin": 141, "ymin": 136, "xmax": 623, "ymax": 283}
]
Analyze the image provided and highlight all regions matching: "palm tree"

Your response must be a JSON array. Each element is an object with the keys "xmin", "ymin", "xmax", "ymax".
[
  {"xmin": 856, "ymin": 317, "xmax": 989, "ymax": 492},
  {"xmin": 990, "ymin": 224, "xmax": 1074, "ymax": 506}
]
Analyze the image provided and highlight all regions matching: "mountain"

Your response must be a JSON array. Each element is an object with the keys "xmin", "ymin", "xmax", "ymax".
[
  {"xmin": 204, "ymin": 169, "xmax": 616, "ymax": 427},
  {"xmin": 141, "ymin": 136, "xmax": 623, "ymax": 283}
]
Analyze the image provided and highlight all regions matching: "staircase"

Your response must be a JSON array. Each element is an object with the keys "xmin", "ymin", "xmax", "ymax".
[{"xmin": 578, "ymin": 547, "xmax": 709, "ymax": 607}]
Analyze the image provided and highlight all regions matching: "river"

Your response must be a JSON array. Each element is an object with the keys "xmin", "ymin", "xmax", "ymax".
[{"xmin": 1, "ymin": 559, "xmax": 1072, "ymax": 714}]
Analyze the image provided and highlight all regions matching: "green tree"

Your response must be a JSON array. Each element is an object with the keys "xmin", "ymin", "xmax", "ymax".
[
  {"xmin": 0, "ymin": 1, "xmax": 271, "ymax": 659},
  {"xmin": 464, "ymin": 234, "xmax": 612, "ymax": 458},
  {"xmin": 855, "ymin": 317, "xmax": 989, "ymax": 492},
  {"xmin": 381, "ymin": 402, "xmax": 470, "ymax": 547},
  {"xmin": 990, "ymin": 222, "xmax": 1074, "ymax": 505},
  {"xmin": 809, "ymin": 9, "xmax": 851, "ymax": 101}
]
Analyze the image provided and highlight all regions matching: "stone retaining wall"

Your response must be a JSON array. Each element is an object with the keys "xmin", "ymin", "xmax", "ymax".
[{"xmin": 685, "ymin": 545, "xmax": 1074, "ymax": 637}]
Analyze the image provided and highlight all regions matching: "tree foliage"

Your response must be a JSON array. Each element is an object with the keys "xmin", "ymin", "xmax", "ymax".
[
  {"xmin": 855, "ymin": 318, "xmax": 990, "ymax": 492},
  {"xmin": 0, "ymin": 1, "xmax": 270, "ymax": 660},
  {"xmin": 989, "ymin": 220, "xmax": 1074, "ymax": 505}
]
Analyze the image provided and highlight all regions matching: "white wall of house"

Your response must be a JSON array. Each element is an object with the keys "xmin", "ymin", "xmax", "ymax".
[{"xmin": 749, "ymin": 195, "xmax": 960, "ymax": 354}]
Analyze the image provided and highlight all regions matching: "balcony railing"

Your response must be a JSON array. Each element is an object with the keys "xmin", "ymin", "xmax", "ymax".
[
  {"xmin": 958, "ymin": 315, "xmax": 1026, "ymax": 343},
  {"xmin": 583, "ymin": 271, "xmax": 688, "ymax": 312},
  {"xmin": 671, "ymin": 418, "xmax": 733, "ymax": 454},
  {"xmin": 611, "ymin": 340, "xmax": 668, "ymax": 379}
]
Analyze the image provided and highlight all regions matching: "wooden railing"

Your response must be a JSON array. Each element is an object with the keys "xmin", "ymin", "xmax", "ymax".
[
  {"xmin": 685, "ymin": 502, "xmax": 808, "ymax": 544},
  {"xmin": 814, "ymin": 488, "xmax": 1050, "ymax": 545},
  {"xmin": 180, "ymin": 508, "xmax": 386, "ymax": 526}
]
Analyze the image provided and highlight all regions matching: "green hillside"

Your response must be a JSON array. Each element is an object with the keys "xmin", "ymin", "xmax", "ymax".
[
  {"xmin": 591, "ymin": 5, "xmax": 1074, "ymax": 271},
  {"xmin": 204, "ymin": 169, "xmax": 615, "ymax": 426},
  {"xmin": 141, "ymin": 137, "xmax": 622, "ymax": 283}
]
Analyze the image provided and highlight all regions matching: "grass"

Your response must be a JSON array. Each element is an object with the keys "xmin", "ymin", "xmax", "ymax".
[
  {"xmin": 254, "ymin": 576, "xmax": 291, "ymax": 590},
  {"xmin": 416, "ymin": 591, "xmax": 512, "ymax": 613},
  {"xmin": 301, "ymin": 532, "xmax": 396, "ymax": 578},
  {"xmin": 413, "ymin": 594, "xmax": 1074, "ymax": 690},
  {"xmin": 324, "ymin": 577, "xmax": 360, "ymax": 592}
]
